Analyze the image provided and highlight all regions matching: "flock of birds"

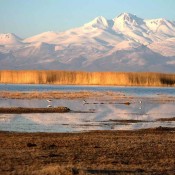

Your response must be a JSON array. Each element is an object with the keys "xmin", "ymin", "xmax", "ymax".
[
  {"xmin": 46, "ymin": 98, "xmax": 143, "ymax": 131},
  {"xmin": 47, "ymin": 99, "xmax": 52, "ymax": 108},
  {"xmin": 47, "ymin": 99, "xmax": 142, "ymax": 109},
  {"xmin": 83, "ymin": 99, "xmax": 142, "ymax": 105}
]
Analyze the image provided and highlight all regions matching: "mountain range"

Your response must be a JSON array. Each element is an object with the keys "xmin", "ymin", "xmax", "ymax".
[{"xmin": 0, "ymin": 12, "xmax": 175, "ymax": 72}]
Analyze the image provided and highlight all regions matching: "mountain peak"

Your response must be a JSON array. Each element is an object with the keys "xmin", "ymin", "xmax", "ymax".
[
  {"xmin": 0, "ymin": 33, "xmax": 20, "ymax": 38},
  {"xmin": 0, "ymin": 33, "xmax": 22, "ymax": 45},
  {"xmin": 84, "ymin": 16, "xmax": 109, "ymax": 29},
  {"xmin": 147, "ymin": 18, "xmax": 167, "ymax": 23},
  {"xmin": 145, "ymin": 17, "xmax": 175, "ymax": 35},
  {"xmin": 117, "ymin": 12, "xmax": 135, "ymax": 18},
  {"xmin": 114, "ymin": 12, "xmax": 143, "ymax": 24},
  {"xmin": 112, "ymin": 12, "xmax": 144, "ymax": 32}
]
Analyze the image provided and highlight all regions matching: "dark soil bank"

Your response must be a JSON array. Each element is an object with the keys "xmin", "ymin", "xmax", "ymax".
[{"xmin": 0, "ymin": 107, "xmax": 70, "ymax": 113}]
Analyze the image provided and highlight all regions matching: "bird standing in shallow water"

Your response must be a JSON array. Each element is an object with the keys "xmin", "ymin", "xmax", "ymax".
[
  {"xmin": 47, "ymin": 105, "xmax": 52, "ymax": 108},
  {"xmin": 83, "ymin": 100, "xmax": 87, "ymax": 104},
  {"xmin": 46, "ymin": 99, "xmax": 53, "ymax": 108}
]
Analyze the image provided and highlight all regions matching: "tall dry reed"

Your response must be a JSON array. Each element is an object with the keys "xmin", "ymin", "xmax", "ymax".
[{"xmin": 0, "ymin": 70, "xmax": 174, "ymax": 86}]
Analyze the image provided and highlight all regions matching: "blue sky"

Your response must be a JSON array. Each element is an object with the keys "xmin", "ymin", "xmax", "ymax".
[{"xmin": 0, "ymin": 0, "xmax": 175, "ymax": 38}]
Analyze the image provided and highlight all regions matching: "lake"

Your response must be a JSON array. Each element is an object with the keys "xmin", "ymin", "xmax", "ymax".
[{"xmin": 0, "ymin": 84, "xmax": 175, "ymax": 132}]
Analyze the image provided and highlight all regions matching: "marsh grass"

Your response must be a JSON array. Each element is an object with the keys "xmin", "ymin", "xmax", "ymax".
[
  {"xmin": 157, "ymin": 117, "xmax": 175, "ymax": 121},
  {"xmin": 0, "ymin": 91, "xmax": 107, "ymax": 99},
  {"xmin": 0, "ymin": 70, "xmax": 175, "ymax": 86}
]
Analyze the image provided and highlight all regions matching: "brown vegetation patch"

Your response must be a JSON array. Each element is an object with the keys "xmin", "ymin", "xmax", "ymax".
[
  {"xmin": 157, "ymin": 117, "xmax": 175, "ymax": 122},
  {"xmin": 0, "ymin": 91, "xmax": 112, "ymax": 99},
  {"xmin": 0, "ymin": 107, "xmax": 70, "ymax": 114},
  {"xmin": 0, "ymin": 128, "xmax": 175, "ymax": 175},
  {"xmin": 108, "ymin": 119, "xmax": 147, "ymax": 123}
]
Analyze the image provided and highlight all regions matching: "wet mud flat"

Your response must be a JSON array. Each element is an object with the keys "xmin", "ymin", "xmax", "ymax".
[{"xmin": 0, "ymin": 127, "xmax": 175, "ymax": 175}]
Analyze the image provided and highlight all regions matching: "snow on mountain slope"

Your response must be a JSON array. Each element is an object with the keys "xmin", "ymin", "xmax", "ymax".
[
  {"xmin": 84, "ymin": 16, "xmax": 110, "ymax": 29},
  {"xmin": 24, "ymin": 31, "xmax": 59, "ymax": 43},
  {"xmin": 85, "ymin": 45, "xmax": 175, "ymax": 72},
  {"xmin": 14, "ymin": 42, "xmax": 56, "ymax": 58},
  {"xmin": 113, "ymin": 13, "xmax": 145, "ymax": 32},
  {"xmin": 112, "ymin": 13, "xmax": 152, "ymax": 44},
  {"xmin": 145, "ymin": 18, "xmax": 175, "ymax": 36},
  {"xmin": 148, "ymin": 38, "xmax": 175, "ymax": 57},
  {"xmin": 112, "ymin": 13, "xmax": 175, "ymax": 44},
  {"xmin": 0, "ymin": 12, "xmax": 175, "ymax": 72},
  {"xmin": 24, "ymin": 21, "xmax": 125, "ymax": 47}
]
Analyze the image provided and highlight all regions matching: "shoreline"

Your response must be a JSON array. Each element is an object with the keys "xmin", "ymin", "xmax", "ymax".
[
  {"xmin": 1, "ymin": 83, "xmax": 175, "ymax": 87},
  {"xmin": 0, "ymin": 90, "xmax": 175, "ymax": 99},
  {"xmin": 0, "ymin": 128, "xmax": 175, "ymax": 175}
]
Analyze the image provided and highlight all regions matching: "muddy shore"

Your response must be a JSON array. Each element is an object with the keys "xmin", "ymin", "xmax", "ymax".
[{"xmin": 0, "ymin": 128, "xmax": 175, "ymax": 175}]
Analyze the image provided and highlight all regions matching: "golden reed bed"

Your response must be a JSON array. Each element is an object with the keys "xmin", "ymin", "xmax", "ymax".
[{"xmin": 0, "ymin": 70, "xmax": 175, "ymax": 86}]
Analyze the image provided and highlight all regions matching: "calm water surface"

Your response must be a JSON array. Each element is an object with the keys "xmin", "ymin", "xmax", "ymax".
[
  {"xmin": 0, "ymin": 84, "xmax": 175, "ymax": 96},
  {"xmin": 0, "ymin": 96, "xmax": 175, "ymax": 132}
]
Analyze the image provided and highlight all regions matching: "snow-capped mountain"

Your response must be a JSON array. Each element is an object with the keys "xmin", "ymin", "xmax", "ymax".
[{"xmin": 0, "ymin": 12, "xmax": 175, "ymax": 72}]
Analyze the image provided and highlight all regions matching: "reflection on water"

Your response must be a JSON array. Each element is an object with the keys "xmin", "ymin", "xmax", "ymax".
[{"xmin": 0, "ymin": 97, "xmax": 175, "ymax": 132}]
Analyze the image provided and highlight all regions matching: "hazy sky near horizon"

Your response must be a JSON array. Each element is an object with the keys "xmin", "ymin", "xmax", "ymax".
[{"xmin": 0, "ymin": 0, "xmax": 175, "ymax": 38}]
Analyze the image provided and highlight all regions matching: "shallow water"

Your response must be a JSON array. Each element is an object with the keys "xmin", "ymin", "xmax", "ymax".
[
  {"xmin": 0, "ymin": 97, "xmax": 175, "ymax": 132},
  {"xmin": 0, "ymin": 84, "xmax": 175, "ymax": 97}
]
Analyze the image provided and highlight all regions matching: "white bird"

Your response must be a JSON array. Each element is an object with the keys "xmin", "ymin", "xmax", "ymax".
[
  {"xmin": 47, "ymin": 105, "xmax": 52, "ymax": 108},
  {"xmin": 83, "ymin": 100, "xmax": 87, "ymax": 104},
  {"xmin": 139, "ymin": 100, "xmax": 142, "ymax": 104},
  {"xmin": 47, "ymin": 99, "xmax": 52, "ymax": 103}
]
